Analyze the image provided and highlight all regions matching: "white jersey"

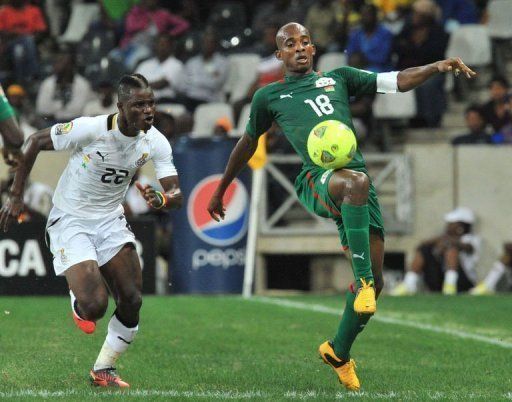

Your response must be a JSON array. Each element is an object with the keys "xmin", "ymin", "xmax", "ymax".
[{"xmin": 50, "ymin": 113, "xmax": 177, "ymax": 219}]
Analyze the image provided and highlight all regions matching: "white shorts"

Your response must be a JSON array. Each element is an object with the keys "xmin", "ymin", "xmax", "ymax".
[{"xmin": 45, "ymin": 207, "xmax": 136, "ymax": 276}]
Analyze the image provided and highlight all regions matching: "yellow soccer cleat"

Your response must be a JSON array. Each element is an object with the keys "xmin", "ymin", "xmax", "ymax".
[
  {"xmin": 318, "ymin": 341, "xmax": 360, "ymax": 391},
  {"xmin": 353, "ymin": 278, "xmax": 376, "ymax": 314},
  {"xmin": 469, "ymin": 282, "xmax": 493, "ymax": 295},
  {"xmin": 389, "ymin": 282, "xmax": 413, "ymax": 296},
  {"xmin": 442, "ymin": 282, "xmax": 457, "ymax": 295}
]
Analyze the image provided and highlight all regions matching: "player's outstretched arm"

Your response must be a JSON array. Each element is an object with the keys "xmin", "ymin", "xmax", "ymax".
[
  {"xmin": 207, "ymin": 133, "xmax": 259, "ymax": 222},
  {"xmin": 397, "ymin": 57, "xmax": 476, "ymax": 92},
  {"xmin": 0, "ymin": 128, "xmax": 54, "ymax": 231},
  {"xmin": 0, "ymin": 115, "xmax": 24, "ymax": 168},
  {"xmin": 135, "ymin": 175, "xmax": 183, "ymax": 211}
]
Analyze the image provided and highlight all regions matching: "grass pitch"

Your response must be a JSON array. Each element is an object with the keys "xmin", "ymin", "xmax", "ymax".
[{"xmin": 0, "ymin": 294, "xmax": 511, "ymax": 401}]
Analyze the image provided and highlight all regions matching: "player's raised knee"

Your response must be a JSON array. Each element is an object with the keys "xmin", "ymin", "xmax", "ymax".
[
  {"xmin": 80, "ymin": 296, "xmax": 108, "ymax": 321},
  {"xmin": 350, "ymin": 171, "xmax": 370, "ymax": 194}
]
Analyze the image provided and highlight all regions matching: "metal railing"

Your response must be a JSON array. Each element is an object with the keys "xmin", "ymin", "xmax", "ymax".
[{"xmin": 257, "ymin": 153, "xmax": 413, "ymax": 235}]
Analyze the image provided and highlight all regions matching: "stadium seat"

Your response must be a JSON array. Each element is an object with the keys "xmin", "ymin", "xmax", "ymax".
[
  {"xmin": 157, "ymin": 103, "xmax": 187, "ymax": 118},
  {"xmin": 233, "ymin": 103, "xmax": 251, "ymax": 137},
  {"xmin": 192, "ymin": 102, "xmax": 234, "ymax": 138},
  {"xmin": 77, "ymin": 30, "xmax": 117, "ymax": 69},
  {"xmin": 487, "ymin": 0, "xmax": 512, "ymax": 39},
  {"xmin": 208, "ymin": 2, "xmax": 247, "ymax": 30},
  {"xmin": 224, "ymin": 53, "xmax": 261, "ymax": 103},
  {"xmin": 373, "ymin": 90, "xmax": 416, "ymax": 120},
  {"xmin": 175, "ymin": 30, "xmax": 203, "ymax": 61},
  {"xmin": 445, "ymin": 25, "xmax": 492, "ymax": 67},
  {"xmin": 59, "ymin": 3, "xmax": 100, "ymax": 43},
  {"xmin": 317, "ymin": 52, "xmax": 347, "ymax": 73}
]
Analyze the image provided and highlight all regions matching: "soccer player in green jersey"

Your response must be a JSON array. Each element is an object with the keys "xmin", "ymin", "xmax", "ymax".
[
  {"xmin": 207, "ymin": 22, "xmax": 475, "ymax": 390},
  {"xmin": 0, "ymin": 85, "xmax": 24, "ymax": 167}
]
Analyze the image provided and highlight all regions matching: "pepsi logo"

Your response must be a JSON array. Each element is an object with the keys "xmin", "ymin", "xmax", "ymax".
[{"xmin": 188, "ymin": 174, "xmax": 249, "ymax": 246}]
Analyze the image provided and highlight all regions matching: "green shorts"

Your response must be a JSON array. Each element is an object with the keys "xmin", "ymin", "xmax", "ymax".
[{"xmin": 294, "ymin": 166, "xmax": 385, "ymax": 247}]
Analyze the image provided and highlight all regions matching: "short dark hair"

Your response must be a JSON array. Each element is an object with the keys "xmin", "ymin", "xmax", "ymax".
[
  {"xmin": 489, "ymin": 75, "xmax": 509, "ymax": 88},
  {"xmin": 465, "ymin": 104, "xmax": 484, "ymax": 117},
  {"xmin": 118, "ymin": 74, "xmax": 150, "ymax": 102}
]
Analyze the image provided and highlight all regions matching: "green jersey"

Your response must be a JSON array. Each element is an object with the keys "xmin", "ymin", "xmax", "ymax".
[
  {"xmin": 0, "ymin": 85, "xmax": 16, "ymax": 122},
  {"xmin": 246, "ymin": 67, "xmax": 377, "ymax": 170}
]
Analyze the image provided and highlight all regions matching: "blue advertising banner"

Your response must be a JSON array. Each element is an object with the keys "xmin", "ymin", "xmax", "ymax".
[{"xmin": 170, "ymin": 137, "xmax": 251, "ymax": 293}]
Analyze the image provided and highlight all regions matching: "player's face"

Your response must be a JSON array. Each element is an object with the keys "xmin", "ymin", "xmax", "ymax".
[
  {"xmin": 122, "ymin": 88, "xmax": 156, "ymax": 132},
  {"xmin": 276, "ymin": 27, "xmax": 315, "ymax": 75}
]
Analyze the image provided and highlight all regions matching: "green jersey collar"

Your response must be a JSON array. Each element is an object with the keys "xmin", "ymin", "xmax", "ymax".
[{"xmin": 284, "ymin": 71, "xmax": 319, "ymax": 82}]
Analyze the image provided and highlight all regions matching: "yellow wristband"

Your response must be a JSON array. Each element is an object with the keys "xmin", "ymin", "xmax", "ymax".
[{"xmin": 154, "ymin": 191, "xmax": 167, "ymax": 209}]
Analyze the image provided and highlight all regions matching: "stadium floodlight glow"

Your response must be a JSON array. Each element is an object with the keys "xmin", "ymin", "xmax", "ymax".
[{"xmin": 230, "ymin": 37, "xmax": 240, "ymax": 46}]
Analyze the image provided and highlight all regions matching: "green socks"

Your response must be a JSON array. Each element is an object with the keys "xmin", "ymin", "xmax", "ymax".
[
  {"xmin": 340, "ymin": 203, "xmax": 373, "ymax": 286},
  {"xmin": 333, "ymin": 291, "xmax": 372, "ymax": 360}
]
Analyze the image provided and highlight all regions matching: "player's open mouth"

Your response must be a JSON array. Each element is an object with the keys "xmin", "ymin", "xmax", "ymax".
[
  {"xmin": 144, "ymin": 116, "xmax": 154, "ymax": 124},
  {"xmin": 296, "ymin": 56, "xmax": 308, "ymax": 64}
]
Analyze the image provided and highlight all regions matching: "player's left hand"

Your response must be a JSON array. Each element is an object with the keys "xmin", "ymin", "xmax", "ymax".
[
  {"xmin": 135, "ymin": 181, "xmax": 164, "ymax": 209},
  {"xmin": 437, "ymin": 57, "xmax": 476, "ymax": 79},
  {"xmin": 0, "ymin": 194, "xmax": 24, "ymax": 232}
]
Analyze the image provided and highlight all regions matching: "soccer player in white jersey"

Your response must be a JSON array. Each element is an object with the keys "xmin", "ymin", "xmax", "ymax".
[{"xmin": 0, "ymin": 74, "xmax": 183, "ymax": 387}]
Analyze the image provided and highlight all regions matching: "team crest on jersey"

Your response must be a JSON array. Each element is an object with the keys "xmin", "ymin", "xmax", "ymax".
[
  {"xmin": 56, "ymin": 122, "xmax": 73, "ymax": 135},
  {"xmin": 82, "ymin": 154, "xmax": 91, "ymax": 169},
  {"xmin": 315, "ymin": 77, "xmax": 336, "ymax": 88},
  {"xmin": 135, "ymin": 152, "xmax": 149, "ymax": 167}
]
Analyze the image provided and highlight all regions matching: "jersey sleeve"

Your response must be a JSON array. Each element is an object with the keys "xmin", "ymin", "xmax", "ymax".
[
  {"xmin": 151, "ymin": 133, "xmax": 178, "ymax": 179},
  {"xmin": 332, "ymin": 67, "xmax": 377, "ymax": 97},
  {"xmin": 50, "ymin": 116, "xmax": 99, "ymax": 150},
  {"xmin": 0, "ymin": 87, "xmax": 16, "ymax": 122},
  {"xmin": 245, "ymin": 87, "xmax": 273, "ymax": 140}
]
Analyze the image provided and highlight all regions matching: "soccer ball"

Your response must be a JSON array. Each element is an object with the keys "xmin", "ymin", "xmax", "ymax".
[{"xmin": 307, "ymin": 120, "xmax": 357, "ymax": 170}]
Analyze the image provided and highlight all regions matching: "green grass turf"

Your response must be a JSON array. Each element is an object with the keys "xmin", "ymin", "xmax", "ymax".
[{"xmin": 0, "ymin": 295, "xmax": 511, "ymax": 401}]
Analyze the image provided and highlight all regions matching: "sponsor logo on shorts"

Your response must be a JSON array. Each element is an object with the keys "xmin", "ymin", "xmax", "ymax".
[
  {"xmin": 135, "ymin": 153, "xmax": 149, "ymax": 167},
  {"xmin": 59, "ymin": 248, "xmax": 68, "ymax": 265},
  {"xmin": 55, "ymin": 122, "xmax": 73, "ymax": 135}
]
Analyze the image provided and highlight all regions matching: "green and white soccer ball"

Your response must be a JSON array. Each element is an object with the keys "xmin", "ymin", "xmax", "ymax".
[{"xmin": 307, "ymin": 120, "xmax": 357, "ymax": 170}]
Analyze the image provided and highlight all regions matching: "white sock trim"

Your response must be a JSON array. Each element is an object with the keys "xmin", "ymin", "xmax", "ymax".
[
  {"xmin": 106, "ymin": 314, "xmax": 138, "ymax": 353},
  {"xmin": 404, "ymin": 271, "xmax": 419, "ymax": 293},
  {"xmin": 94, "ymin": 340, "xmax": 121, "ymax": 371},
  {"xmin": 484, "ymin": 261, "xmax": 506, "ymax": 290},
  {"xmin": 444, "ymin": 270, "xmax": 458, "ymax": 287}
]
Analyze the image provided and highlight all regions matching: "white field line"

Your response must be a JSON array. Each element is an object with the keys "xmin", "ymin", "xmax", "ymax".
[
  {"xmin": 0, "ymin": 389, "xmax": 511, "ymax": 400},
  {"xmin": 250, "ymin": 297, "xmax": 512, "ymax": 349}
]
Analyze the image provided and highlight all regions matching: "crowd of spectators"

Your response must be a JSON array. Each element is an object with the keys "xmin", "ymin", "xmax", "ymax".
[{"xmin": 0, "ymin": 0, "xmax": 507, "ymax": 147}]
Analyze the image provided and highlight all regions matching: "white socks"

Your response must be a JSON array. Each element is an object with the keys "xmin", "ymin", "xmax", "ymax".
[
  {"xmin": 69, "ymin": 289, "xmax": 84, "ymax": 320},
  {"xmin": 403, "ymin": 271, "xmax": 420, "ymax": 293},
  {"xmin": 444, "ymin": 270, "xmax": 458, "ymax": 287},
  {"xmin": 484, "ymin": 261, "xmax": 506, "ymax": 291},
  {"xmin": 94, "ymin": 314, "xmax": 138, "ymax": 371}
]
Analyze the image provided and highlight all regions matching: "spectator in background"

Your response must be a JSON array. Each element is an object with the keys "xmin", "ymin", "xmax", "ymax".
[
  {"xmin": 36, "ymin": 48, "xmax": 92, "ymax": 123},
  {"xmin": 451, "ymin": 105, "xmax": 491, "ymax": 145},
  {"xmin": 393, "ymin": 0, "xmax": 448, "ymax": 127},
  {"xmin": 470, "ymin": 242, "xmax": 512, "ymax": 294},
  {"xmin": 83, "ymin": 81, "xmax": 118, "ymax": 117},
  {"xmin": 136, "ymin": 34, "xmax": 183, "ymax": 103},
  {"xmin": 175, "ymin": 28, "xmax": 228, "ymax": 112},
  {"xmin": 5, "ymin": 84, "xmax": 44, "ymax": 132},
  {"xmin": 346, "ymin": 4, "xmax": 393, "ymax": 73},
  {"xmin": 434, "ymin": 0, "xmax": 478, "ymax": 33},
  {"xmin": 481, "ymin": 76, "xmax": 511, "ymax": 134},
  {"xmin": 304, "ymin": 0, "xmax": 344, "ymax": 55},
  {"xmin": 252, "ymin": 0, "xmax": 306, "ymax": 36},
  {"xmin": 391, "ymin": 207, "xmax": 480, "ymax": 295},
  {"xmin": 213, "ymin": 116, "xmax": 233, "ymax": 138},
  {"xmin": 153, "ymin": 111, "xmax": 177, "ymax": 143},
  {"xmin": 0, "ymin": 0, "xmax": 47, "ymax": 83},
  {"xmin": 119, "ymin": 0, "xmax": 189, "ymax": 69},
  {"xmin": 233, "ymin": 24, "xmax": 284, "ymax": 124}
]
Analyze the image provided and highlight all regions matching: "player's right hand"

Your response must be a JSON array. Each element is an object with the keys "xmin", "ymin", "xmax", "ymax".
[
  {"xmin": 207, "ymin": 194, "xmax": 225, "ymax": 222},
  {"xmin": 0, "ymin": 194, "xmax": 24, "ymax": 232}
]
